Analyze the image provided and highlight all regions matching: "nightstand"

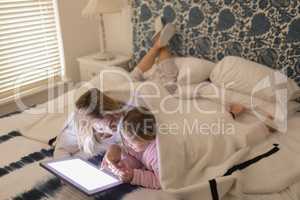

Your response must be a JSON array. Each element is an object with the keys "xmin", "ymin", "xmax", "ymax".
[{"xmin": 77, "ymin": 53, "xmax": 131, "ymax": 81}]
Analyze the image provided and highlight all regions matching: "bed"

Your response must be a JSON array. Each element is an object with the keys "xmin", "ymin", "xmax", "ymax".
[
  {"xmin": 0, "ymin": 59, "xmax": 300, "ymax": 200},
  {"xmin": 1, "ymin": 0, "xmax": 300, "ymax": 199},
  {"xmin": 0, "ymin": 82, "xmax": 139, "ymax": 200}
]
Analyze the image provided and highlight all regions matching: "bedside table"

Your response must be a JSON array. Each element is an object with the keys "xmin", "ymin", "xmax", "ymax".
[{"xmin": 77, "ymin": 53, "xmax": 131, "ymax": 81}]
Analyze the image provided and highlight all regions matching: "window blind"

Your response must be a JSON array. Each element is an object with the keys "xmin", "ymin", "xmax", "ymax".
[{"xmin": 0, "ymin": 0, "xmax": 64, "ymax": 104}]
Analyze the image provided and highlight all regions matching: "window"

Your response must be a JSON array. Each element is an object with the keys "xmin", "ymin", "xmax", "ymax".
[{"xmin": 0, "ymin": 0, "xmax": 65, "ymax": 104}]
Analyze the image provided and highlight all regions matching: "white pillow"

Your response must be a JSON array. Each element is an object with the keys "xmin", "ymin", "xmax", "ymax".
[
  {"xmin": 210, "ymin": 56, "xmax": 300, "ymax": 102},
  {"xmin": 174, "ymin": 57, "xmax": 215, "ymax": 85},
  {"xmin": 173, "ymin": 82, "xmax": 210, "ymax": 99}
]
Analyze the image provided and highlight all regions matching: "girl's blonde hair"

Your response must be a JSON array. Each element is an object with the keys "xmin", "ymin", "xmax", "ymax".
[{"xmin": 74, "ymin": 88, "xmax": 123, "ymax": 155}]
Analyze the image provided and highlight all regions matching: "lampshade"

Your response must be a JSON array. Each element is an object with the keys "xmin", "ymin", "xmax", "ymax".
[{"xmin": 82, "ymin": 0, "xmax": 123, "ymax": 18}]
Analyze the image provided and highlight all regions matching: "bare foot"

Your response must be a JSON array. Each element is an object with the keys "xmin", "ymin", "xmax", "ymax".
[{"xmin": 230, "ymin": 103, "xmax": 246, "ymax": 116}]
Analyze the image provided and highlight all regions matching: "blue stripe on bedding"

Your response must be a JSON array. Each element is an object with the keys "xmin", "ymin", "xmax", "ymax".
[
  {"xmin": 94, "ymin": 184, "xmax": 138, "ymax": 200},
  {"xmin": 0, "ymin": 131, "xmax": 22, "ymax": 143},
  {"xmin": 0, "ymin": 148, "xmax": 54, "ymax": 177},
  {"xmin": 11, "ymin": 154, "xmax": 138, "ymax": 200},
  {"xmin": 12, "ymin": 177, "xmax": 62, "ymax": 200}
]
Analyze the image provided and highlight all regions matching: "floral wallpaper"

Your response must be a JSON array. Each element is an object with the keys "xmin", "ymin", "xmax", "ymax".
[{"xmin": 131, "ymin": 0, "xmax": 300, "ymax": 86}]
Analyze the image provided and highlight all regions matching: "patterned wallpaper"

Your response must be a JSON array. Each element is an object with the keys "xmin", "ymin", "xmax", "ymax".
[{"xmin": 131, "ymin": 0, "xmax": 300, "ymax": 86}]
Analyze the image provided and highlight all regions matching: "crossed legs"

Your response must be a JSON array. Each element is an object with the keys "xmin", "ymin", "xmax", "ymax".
[{"xmin": 135, "ymin": 38, "xmax": 173, "ymax": 73}]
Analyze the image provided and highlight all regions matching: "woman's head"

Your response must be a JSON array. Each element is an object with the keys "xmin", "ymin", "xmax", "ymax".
[
  {"xmin": 74, "ymin": 88, "xmax": 123, "ymax": 155},
  {"xmin": 119, "ymin": 107, "xmax": 156, "ymax": 152},
  {"xmin": 75, "ymin": 88, "xmax": 122, "ymax": 118}
]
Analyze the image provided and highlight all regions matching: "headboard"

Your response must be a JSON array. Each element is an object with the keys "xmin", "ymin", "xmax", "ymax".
[{"xmin": 131, "ymin": 0, "xmax": 300, "ymax": 86}]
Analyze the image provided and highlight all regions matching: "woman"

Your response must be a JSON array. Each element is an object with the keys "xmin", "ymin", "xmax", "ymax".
[
  {"xmin": 53, "ymin": 19, "xmax": 179, "ymax": 158},
  {"xmin": 53, "ymin": 88, "xmax": 125, "ymax": 158}
]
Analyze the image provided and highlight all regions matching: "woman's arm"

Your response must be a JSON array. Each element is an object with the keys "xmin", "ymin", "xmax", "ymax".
[{"xmin": 53, "ymin": 116, "xmax": 80, "ymax": 159}]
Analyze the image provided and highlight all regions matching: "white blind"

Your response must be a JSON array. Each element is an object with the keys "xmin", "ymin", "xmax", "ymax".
[{"xmin": 0, "ymin": 0, "xmax": 64, "ymax": 103}]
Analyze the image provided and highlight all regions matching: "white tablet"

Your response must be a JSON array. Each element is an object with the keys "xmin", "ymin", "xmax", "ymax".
[{"xmin": 40, "ymin": 157, "xmax": 122, "ymax": 196}]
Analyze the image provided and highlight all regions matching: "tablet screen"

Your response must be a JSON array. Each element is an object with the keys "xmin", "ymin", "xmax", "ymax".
[{"xmin": 47, "ymin": 158, "xmax": 120, "ymax": 191}]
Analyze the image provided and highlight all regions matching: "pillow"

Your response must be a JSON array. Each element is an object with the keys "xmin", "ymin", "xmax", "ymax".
[
  {"xmin": 173, "ymin": 81, "xmax": 210, "ymax": 99},
  {"xmin": 174, "ymin": 57, "xmax": 216, "ymax": 85},
  {"xmin": 210, "ymin": 56, "xmax": 300, "ymax": 102}
]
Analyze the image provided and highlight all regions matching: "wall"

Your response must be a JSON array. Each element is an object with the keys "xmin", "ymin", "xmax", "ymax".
[
  {"xmin": 0, "ymin": 84, "xmax": 72, "ymax": 115},
  {"xmin": 104, "ymin": 5, "xmax": 133, "ymax": 56},
  {"xmin": 0, "ymin": 0, "xmax": 134, "ymax": 114},
  {"xmin": 0, "ymin": 0, "xmax": 100, "ymax": 114},
  {"xmin": 131, "ymin": 0, "xmax": 300, "ymax": 85},
  {"xmin": 58, "ymin": 0, "xmax": 133, "ymax": 81},
  {"xmin": 58, "ymin": 0, "xmax": 99, "ymax": 82}
]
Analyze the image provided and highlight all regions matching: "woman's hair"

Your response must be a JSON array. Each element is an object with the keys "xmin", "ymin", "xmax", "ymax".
[
  {"xmin": 75, "ymin": 88, "xmax": 122, "ymax": 118},
  {"xmin": 74, "ymin": 112, "xmax": 96, "ymax": 155},
  {"xmin": 74, "ymin": 88, "xmax": 122, "ymax": 155},
  {"xmin": 120, "ymin": 107, "xmax": 156, "ymax": 141}
]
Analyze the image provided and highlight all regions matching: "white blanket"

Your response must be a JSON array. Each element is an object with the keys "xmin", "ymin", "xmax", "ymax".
[
  {"xmin": 1, "ymin": 76, "xmax": 300, "ymax": 200},
  {"xmin": 135, "ymin": 83, "xmax": 300, "ymax": 200}
]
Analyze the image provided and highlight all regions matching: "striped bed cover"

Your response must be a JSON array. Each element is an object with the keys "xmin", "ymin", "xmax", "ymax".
[{"xmin": 0, "ymin": 109, "xmax": 136, "ymax": 200}]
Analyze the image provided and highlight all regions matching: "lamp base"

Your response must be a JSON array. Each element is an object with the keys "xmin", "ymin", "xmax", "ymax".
[{"xmin": 93, "ymin": 52, "xmax": 115, "ymax": 61}]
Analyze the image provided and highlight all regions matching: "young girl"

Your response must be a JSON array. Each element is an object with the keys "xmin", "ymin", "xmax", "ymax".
[{"xmin": 101, "ymin": 107, "xmax": 161, "ymax": 189}]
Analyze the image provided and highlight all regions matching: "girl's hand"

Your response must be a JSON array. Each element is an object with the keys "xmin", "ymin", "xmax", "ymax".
[
  {"xmin": 100, "ymin": 155, "xmax": 109, "ymax": 170},
  {"xmin": 116, "ymin": 162, "xmax": 133, "ymax": 183},
  {"xmin": 100, "ymin": 145, "xmax": 121, "ymax": 169},
  {"xmin": 100, "ymin": 153, "xmax": 118, "ymax": 170}
]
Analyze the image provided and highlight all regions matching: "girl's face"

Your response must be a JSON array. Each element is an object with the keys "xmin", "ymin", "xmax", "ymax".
[{"xmin": 122, "ymin": 131, "xmax": 150, "ymax": 152}]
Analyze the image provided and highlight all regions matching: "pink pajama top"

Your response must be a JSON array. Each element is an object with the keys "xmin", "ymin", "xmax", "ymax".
[{"xmin": 122, "ymin": 141, "xmax": 161, "ymax": 189}]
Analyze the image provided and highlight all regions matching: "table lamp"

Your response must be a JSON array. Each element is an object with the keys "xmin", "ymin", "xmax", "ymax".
[{"xmin": 82, "ymin": 0, "xmax": 123, "ymax": 60}]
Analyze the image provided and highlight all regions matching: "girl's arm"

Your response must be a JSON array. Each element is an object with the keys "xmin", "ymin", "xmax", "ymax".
[
  {"xmin": 131, "ymin": 169, "xmax": 161, "ymax": 189},
  {"xmin": 121, "ymin": 147, "xmax": 144, "ymax": 169},
  {"xmin": 129, "ymin": 142, "xmax": 160, "ymax": 189}
]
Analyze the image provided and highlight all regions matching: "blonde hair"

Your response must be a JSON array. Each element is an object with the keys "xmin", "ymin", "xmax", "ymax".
[
  {"xmin": 75, "ymin": 110, "xmax": 97, "ymax": 155},
  {"xmin": 74, "ymin": 88, "xmax": 123, "ymax": 155}
]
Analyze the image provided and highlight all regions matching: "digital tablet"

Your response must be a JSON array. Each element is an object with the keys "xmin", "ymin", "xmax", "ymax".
[{"xmin": 40, "ymin": 157, "xmax": 122, "ymax": 196}]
